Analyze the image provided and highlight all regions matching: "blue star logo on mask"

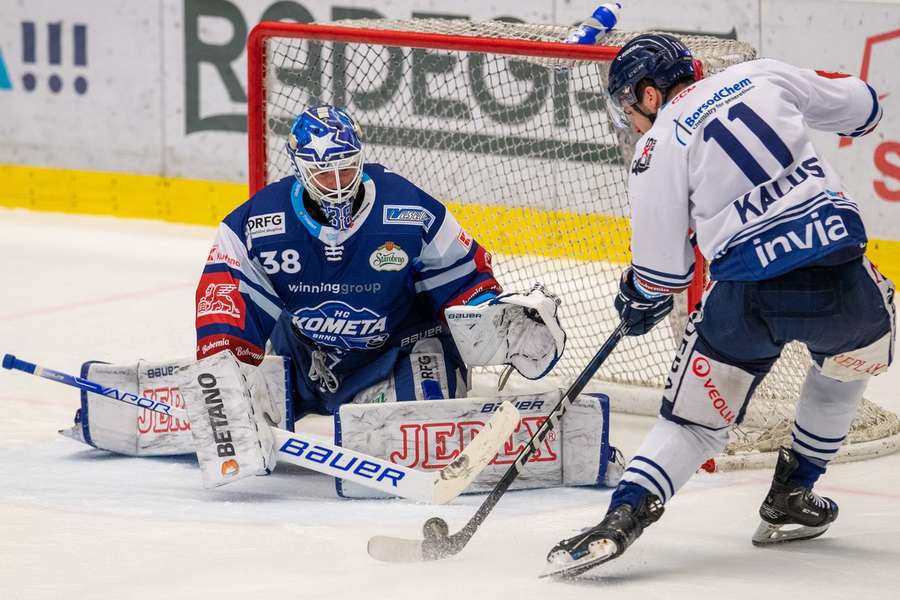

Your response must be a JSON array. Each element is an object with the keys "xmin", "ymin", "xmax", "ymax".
[{"xmin": 304, "ymin": 130, "xmax": 343, "ymax": 161}]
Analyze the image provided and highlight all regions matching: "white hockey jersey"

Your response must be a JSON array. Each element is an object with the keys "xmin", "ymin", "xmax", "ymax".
[{"xmin": 627, "ymin": 58, "xmax": 882, "ymax": 290}]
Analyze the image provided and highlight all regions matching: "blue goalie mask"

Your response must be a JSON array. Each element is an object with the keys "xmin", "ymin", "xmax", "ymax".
[
  {"xmin": 286, "ymin": 105, "xmax": 365, "ymax": 230},
  {"xmin": 605, "ymin": 33, "xmax": 695, "ymax": 129}
]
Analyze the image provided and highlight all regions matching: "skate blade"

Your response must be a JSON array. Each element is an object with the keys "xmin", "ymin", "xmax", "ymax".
[
  {"xmin": 751, "ymin": 520, "xmax": 831, "ymax": 546},
  {"xmin": 540, "ymin": 539, "xmax": 618, "ymax": 579}
]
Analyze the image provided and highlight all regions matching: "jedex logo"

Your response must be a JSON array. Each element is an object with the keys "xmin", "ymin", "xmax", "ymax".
[{"xmin": 1, "ymin": 21, "xmax": 89, "ymax": 94}]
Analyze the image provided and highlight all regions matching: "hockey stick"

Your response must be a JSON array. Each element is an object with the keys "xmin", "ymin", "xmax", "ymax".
[
  {"xmin": 2, "ymin": 353, "xmax": 520, "ymax": 504},
  {"xmin": 367, "ymin": 320, "xmax": 628, "ymax": 562}
]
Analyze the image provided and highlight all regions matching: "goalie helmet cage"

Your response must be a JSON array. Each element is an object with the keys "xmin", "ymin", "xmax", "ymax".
[{"xmin": 246, "ymin": 19, "xmax": 900, "ymax": 469}]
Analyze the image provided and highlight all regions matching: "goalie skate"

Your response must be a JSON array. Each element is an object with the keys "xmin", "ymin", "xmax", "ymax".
[{"xmin": 752, "ymin": 447, "xmax": 839, "ymax": 546}]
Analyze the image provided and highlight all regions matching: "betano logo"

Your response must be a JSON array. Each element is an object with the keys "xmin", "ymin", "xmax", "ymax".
[{"xmin": 220, "ymin": 459, "xmax": 240, "ymax": 477}]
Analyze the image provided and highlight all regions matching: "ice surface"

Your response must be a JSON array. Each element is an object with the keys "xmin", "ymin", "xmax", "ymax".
[{"xmin": 1, "ymin": 209, "xmax": 899, "ymax": 600}]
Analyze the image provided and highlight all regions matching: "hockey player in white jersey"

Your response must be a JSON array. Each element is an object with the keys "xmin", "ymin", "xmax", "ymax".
[{"xmin": 545, "ymin": 33, "xmax": 895, "ymax": 577}]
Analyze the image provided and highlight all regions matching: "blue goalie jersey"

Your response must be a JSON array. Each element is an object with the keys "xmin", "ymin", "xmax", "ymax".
[{"xmin": 195, "ymin": 164, "xmax": 500, "ymax": 411}]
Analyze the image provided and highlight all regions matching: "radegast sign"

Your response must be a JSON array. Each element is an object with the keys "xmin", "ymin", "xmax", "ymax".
[
  {"xmin": 184, "ymin": 0, "xmax": 618, "ymax": 164},
  {"xmin": 184, "ymin": 0, "xmax": 747, "ymax": 168}
]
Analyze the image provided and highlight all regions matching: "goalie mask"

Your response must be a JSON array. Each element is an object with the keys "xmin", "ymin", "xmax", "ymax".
[
  {"xmin": 605, "ymin": 33, "xmax": 695, "ymax": 129},
  {"xmin": 286, "ymin": 105, "xmax": 365, "ymax": 230}
]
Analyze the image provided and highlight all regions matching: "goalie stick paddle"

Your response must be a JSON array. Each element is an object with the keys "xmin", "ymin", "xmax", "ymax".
[
  {"xmin": 1, "ymin": 353, "xmax": 520, "ymax": 504},
  {"xmin": 367, "ymin": 320, "xmax": 628, "ymax": 563}
]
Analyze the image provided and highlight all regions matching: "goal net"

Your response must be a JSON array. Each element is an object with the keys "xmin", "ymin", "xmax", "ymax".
[{"xmin": 247, "ymin": 19, "xmax": 900, "ymax": 469}]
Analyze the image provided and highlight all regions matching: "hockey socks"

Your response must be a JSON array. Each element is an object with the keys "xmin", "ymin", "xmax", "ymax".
[
  {"xmin": 618, "ymin": 417, "xmax": 728, "ymax": 503},
  {"xmin": 791, "ymin": 365, "xmax": 866, "ymax": 480}
]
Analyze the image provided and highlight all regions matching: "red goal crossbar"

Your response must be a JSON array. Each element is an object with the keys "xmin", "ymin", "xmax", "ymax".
[{"xmin": 245, "ymin": 21, "xmax": 707, "ymax": 306}]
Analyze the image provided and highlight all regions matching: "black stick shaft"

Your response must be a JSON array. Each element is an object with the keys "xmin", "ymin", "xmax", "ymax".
[{"xmin": 440, "ymin": 321, "xmax": 628, "ymax": 557}]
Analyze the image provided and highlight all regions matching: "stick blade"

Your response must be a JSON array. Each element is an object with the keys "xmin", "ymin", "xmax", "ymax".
[
  {"xmin": 431, "ymin": 400, "xmax": 520, "ymax": 504},
  {"xmin": 367, "ymin": 535, "xmax": 425, "ymax": 562}
]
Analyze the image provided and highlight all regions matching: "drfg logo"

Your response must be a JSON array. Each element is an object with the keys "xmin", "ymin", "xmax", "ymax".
[
  {"xmin": 245, "ymin": 212, "xmax": 285, "ymax": 240},
  {"xmin": 185, "ymin": 0, "xmax": 383, "ymax": 133}
]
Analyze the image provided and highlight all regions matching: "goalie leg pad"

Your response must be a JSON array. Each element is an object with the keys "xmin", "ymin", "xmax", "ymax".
[
  {"xmin": 59, "ymin": 360, "xmax": 185, "ymax": 456},
  {"xmin": 334, "ymin": 390, "xmax": 612, "ymax": 499},
  {"xmin": 60, "ymin": 355, "xmax": 291, "ymax": 456},
  {"xmin": 178, "ymin": 351, "xmax": 277, "ymax": 488}
]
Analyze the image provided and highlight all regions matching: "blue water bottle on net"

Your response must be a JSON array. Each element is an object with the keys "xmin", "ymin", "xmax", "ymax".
[{"xmin": 565, "ymin": 3, "xmax": 623, "ymax": 45}]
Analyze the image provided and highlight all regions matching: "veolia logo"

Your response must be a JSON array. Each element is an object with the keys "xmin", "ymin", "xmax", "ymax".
[{"xmin": 691, "ymin": 357, "xmax": 711, "ymax": 377}]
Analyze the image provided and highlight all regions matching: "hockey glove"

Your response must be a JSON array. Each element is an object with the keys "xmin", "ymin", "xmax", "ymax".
[
  {"xmin": 615, "ymin": 267, "xmax": 674, "ymax": 336},
  {"xmin": 445, "ymin": 284, "xmax": 566, "ymax": 379}
]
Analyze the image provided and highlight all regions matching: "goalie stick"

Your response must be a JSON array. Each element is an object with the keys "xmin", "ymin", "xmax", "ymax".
[
  {"xmin": 367, "ymin": 320, "xmax": 628, "ymax": 563},
  {"xmin": 1, "ymin": 353, "xmax": 519, "ymax": 504}
]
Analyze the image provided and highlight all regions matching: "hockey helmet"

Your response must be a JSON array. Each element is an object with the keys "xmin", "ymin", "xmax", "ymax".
[
  {"xmin": 605, "ymin": 33, "xmax": 695, "ymax": 128},
  {"xmin": 286, "ymin": 105, "xmax": 365, "ymax": 230}
]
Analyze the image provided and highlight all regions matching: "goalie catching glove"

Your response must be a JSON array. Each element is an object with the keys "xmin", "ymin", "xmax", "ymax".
[{"xmin": 445, "ymin": 284, "xmax": 566, "ymax": 380}]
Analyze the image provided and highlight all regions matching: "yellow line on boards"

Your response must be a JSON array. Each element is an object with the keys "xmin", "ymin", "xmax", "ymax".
[
  {"xmin": 2, "ymin": 163, "xmax": 899, "ymax": 283},
  {"xmin": 0, "ymin": 164, "xmax": 246, "ymax": 225}
]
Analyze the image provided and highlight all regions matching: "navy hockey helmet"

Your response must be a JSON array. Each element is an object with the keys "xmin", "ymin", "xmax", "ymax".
[
  {"xmin": 286, "ymin": 105, "xmax": 365, "ymax": 230},
  {"xmin": 605, "ymin": 33, "xmax": 695, "ymax": 128}
]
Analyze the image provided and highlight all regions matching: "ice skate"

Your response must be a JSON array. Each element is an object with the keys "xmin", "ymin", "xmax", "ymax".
[
  {"xmin": 542, "ymin": 494, "xmax": 664, "ymax": 578},
  {"xmin": 752, "ymin": 447, "xmax": 839, "ymax": 546}
]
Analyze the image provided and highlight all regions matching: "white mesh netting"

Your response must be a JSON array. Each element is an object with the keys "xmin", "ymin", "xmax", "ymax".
[{"xmin": 253, "ymin": 19, "xmax": 899, "ymax": 468}]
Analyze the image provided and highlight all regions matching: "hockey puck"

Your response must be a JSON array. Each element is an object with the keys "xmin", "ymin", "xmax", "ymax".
[{"xmin": 422, "ymin": 517, "xmax": 449, "ymax": 541}]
